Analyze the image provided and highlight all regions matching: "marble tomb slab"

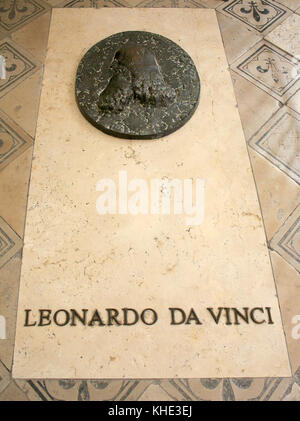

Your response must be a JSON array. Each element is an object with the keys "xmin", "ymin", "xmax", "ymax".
[{"xmin": 12, "ymin": 9, "xmax": 291, "ymax": 379}]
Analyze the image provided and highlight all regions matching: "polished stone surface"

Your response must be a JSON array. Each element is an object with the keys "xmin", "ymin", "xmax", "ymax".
[{"xmin": 12, "ymin": 9, "xmax": 291, "ymax": 380}]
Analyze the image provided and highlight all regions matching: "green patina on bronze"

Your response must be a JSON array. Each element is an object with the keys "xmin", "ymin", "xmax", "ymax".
[{"xmin": 75, "ymin": 31, "xmax": 200, "ymax": 140}]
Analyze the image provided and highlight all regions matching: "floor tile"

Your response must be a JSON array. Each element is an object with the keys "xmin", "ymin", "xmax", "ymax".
[
  {"xmin": 263, "ymin": 369, "xmax": 300, "ymax": 400},
  {"xmin": 217, "ymin": 11, "xmax": 262, "ymax": 65},
  {"xmin": 0, "ymin": 0, "xmax": 50, "ymax": 33},
  {"xmin": 138, "ymin": 384, "xmax": 175, "ymax": 400},
  {"xmin": 14, "ymin": 379, "xmax": 151, "ymax": 400},
  {"xmin": 159, "ymin": 380, "xmax": 194, "ymax": 400},
  {"xmin": 266, "ymin": 13, "xmax": 300, "ymax": 57},
  {"xmin": 270, "ymin": 204, "xmax": 300, "ymax": 273},
  {"xmin": 0, "ymin": 217, "xmax": 22, "ymax": 270},
  {"xmin": 287, "ymin": 89, "xmax": 300, "ymax": 114},
  {"xmin": 0, "ymin": 38, "xmax": 41, "ymax": 99},
  {"xmin": 43, "ymin": 379, "xmax": 127, "ymax": 401},
  {"xmin": 231, "ymin": 40, "xmax": 300, "ymax": 103},
  {"xmin": 124, "ymin": 381, "xmax": 155, "ymax": 401},
  {"xmin": 0, "ymin": 360, "xmax": 10, "ymax": 394},
  {"xmin": 216, "ymin": 0, "xmax": 291, "ymax": 36},
  {"xmin": 14, "ymin": 380, "xmax": 44, "ymax": 400},
  {"xmin": 273, "ymin": 0, "xmax": 300, "ymax": 11},
  {"xmin": 129, "ymin": 0, "xmax": 205, "ymax": 7},
  {"xmin": 57, "ymin": 0, "xmax": 96, "ymax": 6},
  {"xmin": 11, "ymin": 12, "xmax": 51, "ymax": 63},
  {"xmin": 271, "ymin": 251, "xmax": 300, "ymax": 375},
  {"xmin": 0, "ymin": 147, "xmax": 33, "ymax": 238},
  {"xmin": 248, "ymin": 148, "xmax": 299, "ymax": 241},
  {"xmin": 248, "ymin": 106, "xmax": 300, "ymax": 184},
  {"xmin": 14, "ymin": 379, "xmax": 183, "ymax": 401},
  {"xmin": 20, "ymin": 377, "xmax": 300, "ymax": 401},
  {"xmin": 282, "ymin": 382, "xmax": 300, "ymax": 401},
  {"xmin": 45, "ymin": 0, "xmax": 65, "ymax": 5},
  {"xmin": 0, "ymin": 68, "xmax": 43, "ymax": 138},
  {"xmin": 230, "ymin": 70, "xmax": 280, "ymax": 140},
  {"xmin": 0, "ymin": 109, "xmax": 33, "ymax": 171},
  {"xmin": 0, "ymin": 380, "xmax": 28, "ymax": 400},
  {"xmin": 0, "ymin": 253, "xmax": 22, "ymax": 371},
  {"xmin": 158, "ymin": 377, "xmax": 299, "ymax": 400},
  {"xmin": 198, "ymin": 0, "xmax": 223, "ymax": 7},
  {"xmin": 95, "ymin": 0, "xmax": 131, "ymax": 6},
  {"xmin": 113, "ymin": 0, "xmax": 142, "ymax": 5}
]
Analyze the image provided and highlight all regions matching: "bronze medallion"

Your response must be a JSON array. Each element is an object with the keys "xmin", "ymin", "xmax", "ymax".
[{"xmin": 75, "ymin": 31, "xmax": 200, "ymax": 140}]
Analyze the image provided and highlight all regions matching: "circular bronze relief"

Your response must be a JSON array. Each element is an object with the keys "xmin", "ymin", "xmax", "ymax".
[{"xmin": 75, "ymin": 31, "xmax": 200, "ymax": 140}]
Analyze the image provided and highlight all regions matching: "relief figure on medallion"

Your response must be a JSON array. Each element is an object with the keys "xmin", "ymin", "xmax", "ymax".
[
  {"xmin": 76, "ymin": 31, "xmax": 200, "ymax": 139},
  {"xmin": 97, "ymin": 44, "xmax": 177, "ymax": 113}
]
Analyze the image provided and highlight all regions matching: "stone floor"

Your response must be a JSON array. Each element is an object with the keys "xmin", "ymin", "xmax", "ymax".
[{"xmin": 0, "ymin": 0, "xmax": 299, "ymax": 401}]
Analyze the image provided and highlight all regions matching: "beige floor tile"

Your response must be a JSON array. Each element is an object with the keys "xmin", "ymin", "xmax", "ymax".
[
  {"xmin": 0, "ymin": 253, "xmax": 22, "ymax": 370},
  {"xmin": 248, "ymin": 106, "xmax": 300, "ymax": 185},
  {"xmin": 266, "ymin": 13, "xmax": 300, "ymax": 57},
  {"xmin": 0, "ymin": 38, "xmax": 41, "ymax": 99},
  {"xmin": 216, "ymin": 0, "xmax": 291, "ymax": 37},
  {"xmin": 14, "ymin": 380, "xmax": 44, "ymax": 400},
  {"xmin": 0, "ymin": 32, "xmax": 7, "ymax": 41},
  {"xmin": 126, "ymin": 0, "xmax": 204, "ymax": 7},
  {"xmin": 0, "ymin": 217, "xmax": 22, "ymax": 270},
  {"xmin": 0, "ymin": 380, "xmax": 28, "ymax": 400},
  {"xmin": 114, "ymin": 0, "xmax": 142, "ymax": 5},
  {"xmin": 0, "ymin": 68, "xmax": 43, "ymax": 139},
  {"xmin": 264, "ymin": 373, "xmax": 300, "ymax": 400},
  {"xmin": 159, "ymin": 380, "xmax": 195, "ymax": 400},
  {"xmin": 0, "ymin": 147, "xmax": 33, "ymax": 238},
  {"xmin": 167, "ymin": 378, "xmax": 242, "ymax": 400},
  {"xmin": 95, "ymin": 0, "xmax": 131, "ymax": 6},
  {"xmin": 0, "ymin": 109, "xmax": 33, "ymax": 171},
  {"xmin": 138, "ymin": 384, "xmax": 174, "ymax": 400},
  {"xmin": 57, "ymin": 0, "xmax": 97, "ymax": 6},
  {"xmin": 282, "ymin": 383, "xmax": 300, "ymax": 401},
  {"xmin": 0, "ymin": 360, "xmax": 10, "ymax": 394},
  {"xmin": 274, "ymin": 0, "xmax": 300, "ymax": 11},
  {"xmin": 229, "ymin": 378, "xmax": 277, "ymax": 401},
  {"xmin": 123, "ymin": 380, "xmax": 154, "ymax": 401},
  {"xmin": 120, "ymin": 0, "xmax": 221, "ymax": 7},
  {"xmin": 18, "ymin": 377, "xmax": 300, "ymax": 401},
  {"xmin": 287, "ymin": 89, "xmax": 300, "ymax": 114},
  {"xmin": 270, "ymin": 204, "xmax": 300, "ymax": 273},
  {"xmin": 271, "ymin": 251, "xmax": 300, "ymax": 375},
  {"xmin": 158, "ymin": 377, "xmax": 299, "ymax": 400},
  {"xmin": 0, "ymin": 0, "xmax": 50, "ymax": 33},
  {"xmin": 248, "ymin": 148, "xmax": 299, "ymax": 241},
  {"xmin": 230, "ymin": 71, "xmax": 280, "ymax": 141},
  {"xmin": 11, "ymin": 12, "xmax": 51, "ymax": 63},
  {"xmin": 231, "ymin": 41, "xmax": 300, "ymax": 103},
  {"xmin": 217, "ymin": 11, "xmax": 262, "ymax": 65},
  {"xmin": 45, "ymin": 0, "xmax": 65, "ymax": 5}
]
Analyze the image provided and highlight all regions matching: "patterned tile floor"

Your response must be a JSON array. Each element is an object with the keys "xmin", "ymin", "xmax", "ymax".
[{"xmin": 0, "ymin": 0, "xmax": 299, "ymax": 401}]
